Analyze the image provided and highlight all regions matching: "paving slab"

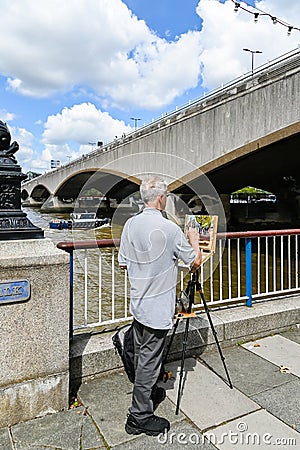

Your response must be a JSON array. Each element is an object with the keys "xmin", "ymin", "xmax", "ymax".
[
  {"xmin": 78, "ymin": 370, "xmax": 185, "ymax": 448},
  {"xmin": 204, "ymin": 409, "xmax": 299, "ymax": 449},
  {"xmin": 199, "ymin": 345, "xmax": 295, "ymax": 396},
  {"xmin": 164, "ymin": 358, "xmax": 259, "ymax": 431},
  {"xmin": 10, "ymin": 407, "xmax": 104, "ymax": 450},
  {"xmin": 242, "ymin": 334, "xmax": 300, "ymax": 377},
  {"xmin": 251, "ymin": 378, "xmax": 300, "ymax": 432},
  {"xmin": 112, "ymin": 420, "xmax": 218, "ymax": 449},
  {"xmin": 0, "ymin": 428, "xmax": 13, "ymax": 450}
]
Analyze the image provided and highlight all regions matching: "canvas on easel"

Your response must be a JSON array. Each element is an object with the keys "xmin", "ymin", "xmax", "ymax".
[{"xmin": 184, "ymin": 215, "xmax": 218, "ymax": 265}]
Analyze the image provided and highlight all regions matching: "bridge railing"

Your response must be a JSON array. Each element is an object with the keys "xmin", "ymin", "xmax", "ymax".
[{"xmin": 57, "ymin": 229, "xmax": 300, "ymax": 339}]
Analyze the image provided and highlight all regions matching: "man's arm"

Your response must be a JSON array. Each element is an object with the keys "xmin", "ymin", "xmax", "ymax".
[
  {"xmin": 186, "ymin": 227, "xmax": 202, "ymax": 269},
  {"xmin": 118, "ymin": 222, "xmax": 128, "ymax": 270}
]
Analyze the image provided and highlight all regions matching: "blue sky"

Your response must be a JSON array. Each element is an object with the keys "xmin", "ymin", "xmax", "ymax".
[{"xmin": 0, "ymin": 0, "xmax": 299, "ymax": 172}]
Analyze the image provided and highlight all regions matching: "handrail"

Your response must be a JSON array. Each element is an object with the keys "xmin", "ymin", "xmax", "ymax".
[
  {"xmin": 57, "ymin": 229, "xmax": 300, "ymax": 252},
  {"xmin": 218, "ymin": 229, "xmax": 300, "ymax": 239},
  {"xmin": 57, "ymin": 238, "xmax": 119, "ymax": 252}
]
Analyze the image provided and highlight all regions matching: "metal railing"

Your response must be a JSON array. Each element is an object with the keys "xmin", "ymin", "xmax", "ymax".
[{"xmin": 57, "ymin": 229, "xmax": 300, "ymax": 338}]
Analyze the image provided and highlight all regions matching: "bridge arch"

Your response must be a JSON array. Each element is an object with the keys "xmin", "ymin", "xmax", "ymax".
[
  {"xmin": 31, "ymin": 184, "xmax": 51, "ymax": 202},
  {"xmin": 53, "ymin": 168, "xmax": 141, "ymax": 203},
  {"xmin": 21, "ymin": 189, "xmax": 29, "ymax": 201}
]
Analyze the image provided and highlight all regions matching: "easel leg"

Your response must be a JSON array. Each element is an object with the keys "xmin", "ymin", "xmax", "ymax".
[
  {"xmin": 176, "ymin": 317, "xmax": 190, "ymax": 415},
  {"xmin": 163, "ymin": 318, "xmax": 180, "ymax": 366},
  {"xmin": 199, "ymin": 286, "xmax": 233, "ymax": 389}
]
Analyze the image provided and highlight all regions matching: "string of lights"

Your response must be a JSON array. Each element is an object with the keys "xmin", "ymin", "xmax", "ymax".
[{"xmin": 231, "ymin": 0, "xmax": 300, "ymax": 35}]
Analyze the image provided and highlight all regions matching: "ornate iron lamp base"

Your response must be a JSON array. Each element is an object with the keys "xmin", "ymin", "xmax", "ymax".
[{"xmin": 0, "ymin": 121, "xmax": 44, "ymax": 240}]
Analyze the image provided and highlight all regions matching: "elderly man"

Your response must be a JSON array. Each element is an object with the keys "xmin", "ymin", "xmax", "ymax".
[{"xmin": 118, "ymin": 176, "xmax": 201, "ymax": 436}]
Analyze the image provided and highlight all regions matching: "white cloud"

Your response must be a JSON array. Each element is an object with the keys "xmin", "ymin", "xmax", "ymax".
[
  {"xmin": 1, "ymin": 0, "xmax": 299, "ymax": 129},
  {"xmin": 111, "ymin": 30, "xmax": 203, "ymax": 108},
  {"xmin": 11, "ymin": 127, "xmax": 34, "ymax": 147},
  {"xmin": 258, "ymin": 0, "xmax": 300, "ymax": 21},
  {"xmin": 42, "ymin": 146, "xmax": 59, "ymax": 163},
  {"xmin": 7, "ymin": 126, "xmax": 40, "ymax": 171},
  {"xmin": 0, "ymin": 0, "xmax": 204, "ymax": 109},
  {"xmin": 17, "ymin": 146, "xmax": 34, "ymax": 167},
  {"xmin": 0, "ymin": 110, "xmax": 15, "ymax": 122},
  {"xmin": 0, "ymin": 0, "xmax": 152, "ymax": 98},
  {"xmin": 7, "ymin": 78, "xmax": 22, "ymax": 93},
  {"xmin": 197, "ymin": 0, "xmax": 300, "ymax": 89},
  {"xmin": 3, "ymin": 103, "xmax": 134, "ymax": 172},
  {"xmin": 41, "ymin": 143, "xmax": 81, "ymax": 166},
  {"xmin": 42, "ymin": 102, "xmax": 132, "ymax": 145}
]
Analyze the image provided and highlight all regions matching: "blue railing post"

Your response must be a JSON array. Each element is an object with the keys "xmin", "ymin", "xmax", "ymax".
[
  {"xmin": 245, "ymin": 237, "xmax": 253, "ymax": 307},
  {"xmin": 69, "ymin": 250, "xmax": 74, "ymax": 340}
]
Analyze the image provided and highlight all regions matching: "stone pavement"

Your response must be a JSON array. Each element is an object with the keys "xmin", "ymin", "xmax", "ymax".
[{"xmin": 1, "ymin": 328, "xmax": 299, "ymax": 450}]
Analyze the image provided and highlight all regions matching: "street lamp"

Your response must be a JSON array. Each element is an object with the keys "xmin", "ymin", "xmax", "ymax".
[
  {"xmin": 130, "ymin": 117, "xmax": 141, "ymax": 130},
  {"xmin": 67, "ymin": 155, "xmax": 72, "ymax": 163},
  {"xmin": 88, "ymin": 142, "xmax": 96, "ymax": 151},
  {"xmin": 243, "ymin": 48, "xmax": 262, "ymax": 75}
]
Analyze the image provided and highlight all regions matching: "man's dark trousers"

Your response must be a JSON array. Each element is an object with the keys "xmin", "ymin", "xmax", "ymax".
[{"xmin": 129, "ymin": 319, "xmax": 168, "ymax": 420}]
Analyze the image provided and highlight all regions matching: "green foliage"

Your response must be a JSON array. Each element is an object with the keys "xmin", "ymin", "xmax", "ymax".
[{"xmin": 81, "ymin": 188, "xmax": 103, "ymax": 196}]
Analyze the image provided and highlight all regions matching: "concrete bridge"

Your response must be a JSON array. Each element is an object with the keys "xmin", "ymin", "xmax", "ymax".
[{"xmin": 22, "ymin": 49, "xmax": 300, "ymax": 227}]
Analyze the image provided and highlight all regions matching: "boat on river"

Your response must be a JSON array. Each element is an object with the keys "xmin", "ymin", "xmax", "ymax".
[{"xmin": 49, "ymin": 212, "xmax": 110, "ymax": 230}]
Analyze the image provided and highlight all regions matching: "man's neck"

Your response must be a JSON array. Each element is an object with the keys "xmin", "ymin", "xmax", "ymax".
[{"xmin": 145, "ymin": 202, "xmax": 162, "ymax": 211}]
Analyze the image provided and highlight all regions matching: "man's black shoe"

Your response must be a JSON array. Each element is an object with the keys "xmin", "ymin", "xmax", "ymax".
[
  {"xmin": 125, "ymin": 414, "xmax": 170, "ymax": 436},
  {"xmin": 151, "ymin": 386, "xmax": 166, "ymax": 410}
]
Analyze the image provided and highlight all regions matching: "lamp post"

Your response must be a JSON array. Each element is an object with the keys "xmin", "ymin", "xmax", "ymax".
[
  {"xmin": 243, "ymin": 48, "xmax": 262, "ymax": 75},
  {"xmin": 88, "ymin": 142, "xmax": 96, "ymax": 151},
  {"xmin": 0, "ymin": 120, "xmax": 44, "ymax": 240},
  {"xmin": 130, "ymin": 117, "xmax": 141, "ymax": 129}
]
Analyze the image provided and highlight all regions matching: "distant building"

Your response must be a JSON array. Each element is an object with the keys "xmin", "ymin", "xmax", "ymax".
[
  {"xmin": 26, "ymin": 171, "xmax": 42, "ymax": 180},
  {"xmin": 50, "ymin": 160, "xmax": 61, "ymax": 169},
  {"xmin": 230, "ymin": 186, "xmax": 278, "ymax": 230},
  {"xmin": 230, "ymin": 186, "xmax": 276, "ymax": 204}
]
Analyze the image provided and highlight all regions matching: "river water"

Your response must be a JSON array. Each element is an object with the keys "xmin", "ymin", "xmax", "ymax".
[
  {"xmin": 23, "ymin": 207, "xmax": 113, "ymax": 244},
  {"xmin": 24, "ymin": 207, "xmax": 124, "ymax": 327}
]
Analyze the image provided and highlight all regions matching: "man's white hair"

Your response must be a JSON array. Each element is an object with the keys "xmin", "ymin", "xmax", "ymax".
[{"xmin": 140, "ymin": 176, "xmax": 167, "ymax": 204}]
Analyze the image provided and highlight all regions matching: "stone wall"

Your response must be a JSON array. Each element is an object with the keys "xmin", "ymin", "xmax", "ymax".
[{"xmin": 0, "ymin": 239, "xmax": 69, "ymax": 427}]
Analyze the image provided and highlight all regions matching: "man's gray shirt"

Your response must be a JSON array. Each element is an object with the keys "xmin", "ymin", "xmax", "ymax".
[{"xmin": 118, "ymin": 208, "xmax": 196, "ymax": 329}]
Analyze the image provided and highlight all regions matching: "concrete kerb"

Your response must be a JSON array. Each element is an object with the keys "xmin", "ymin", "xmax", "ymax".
[{"xmin": 70, "ymin": 295, "xmax": 300, "ymax": 390}]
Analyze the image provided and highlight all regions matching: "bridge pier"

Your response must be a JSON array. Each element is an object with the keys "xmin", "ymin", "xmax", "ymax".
[
  {"xmin": 41, "ymin": 195, "xmax": 75, "ymax": 213},
  {"xmin": 220, "ymin": 194, "xmax": 231, "ymax": 226},
  {"xmin": 22, "ymin": 197, "xmax": 45, "ymax": 208},
  {"xmin": 276, "ymin": 192, "xmax": 300, "ymax": 227}
]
